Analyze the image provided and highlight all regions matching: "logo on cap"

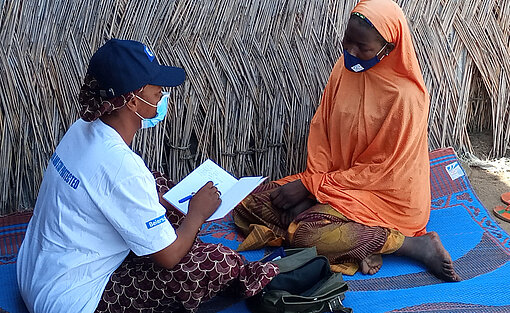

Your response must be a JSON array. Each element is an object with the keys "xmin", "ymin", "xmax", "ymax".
[{"xmin": 144, "ymin": 45, "xmax": 155, "ymax": 62}]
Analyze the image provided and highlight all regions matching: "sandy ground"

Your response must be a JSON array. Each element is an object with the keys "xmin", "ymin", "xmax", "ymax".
[{"xmin": 462, "ymin": 130, "xmax": 510, "ymax": 234}]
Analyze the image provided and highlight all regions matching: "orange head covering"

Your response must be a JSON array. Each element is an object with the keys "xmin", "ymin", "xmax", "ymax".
[
  {"xmin": 277, "ymin": 0, "xmax": 431, "ymax": 236},
  {"xmin": 353, "ymin": 0, "xmax": 427, "ymax": 92}
]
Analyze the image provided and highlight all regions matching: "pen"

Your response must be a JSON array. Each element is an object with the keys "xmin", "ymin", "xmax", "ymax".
[
  {"xmin": 178, "ymin": 183, "xmax": 219, "ymax": 204},
  {"xmin": 178, "ymin": 192, "xmax": 195, "ymax": 203}
]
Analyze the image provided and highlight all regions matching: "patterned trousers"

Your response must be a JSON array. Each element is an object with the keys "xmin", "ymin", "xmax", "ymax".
[{"xmin": 94, "ymin": 172, "xmax": 279, "ymax": 313}]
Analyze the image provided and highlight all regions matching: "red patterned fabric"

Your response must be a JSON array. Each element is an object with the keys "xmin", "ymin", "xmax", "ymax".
[
  {"xmin": 429, "ymin": 148, "xmax": 468, "ymax": 199},
  {"xmin": 94, "ymin": 172, "xmax": 279, "ymax": 313},
  {"xmin": 0, "ymin": 212, "xmax": 32, "ymax": 264}
]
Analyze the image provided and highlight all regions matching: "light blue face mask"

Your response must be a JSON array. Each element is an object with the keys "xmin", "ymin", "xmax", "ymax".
[
  {"xmin": 344, "ymin": 43, "xmax": 387, "ymax": 73},
  {"xmin": 135, "ymin": 92, "xmax": 170, "ymax": 128}
]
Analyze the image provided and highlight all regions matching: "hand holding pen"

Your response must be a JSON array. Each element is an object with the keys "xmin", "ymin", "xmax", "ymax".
[
  {"xmin": 179, "ymin": 183, "xmax": 220, "ymax": 203},
  {"xmin": 185, "ymin": 181, "xmax": 222, "ymax": 222}
]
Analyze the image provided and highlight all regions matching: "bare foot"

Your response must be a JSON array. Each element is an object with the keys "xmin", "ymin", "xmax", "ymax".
[
  {"xmin": 396, "ymin": 232, "xmax": 461, "ymax": 282},
  {"xmin": 360, "ymin": 254, "xmax": 383, "ymax": 275}
]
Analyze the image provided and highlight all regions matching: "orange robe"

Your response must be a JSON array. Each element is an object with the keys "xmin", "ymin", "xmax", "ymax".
[{"xmin": 276, "ymin": 0, "xmax": 430, "ymax": 237}]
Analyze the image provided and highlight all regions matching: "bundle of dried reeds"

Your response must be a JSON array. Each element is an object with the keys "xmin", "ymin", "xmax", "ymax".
[{"xmin": 1, "ymin": 0, "xmax": 508, "ymax": 215}]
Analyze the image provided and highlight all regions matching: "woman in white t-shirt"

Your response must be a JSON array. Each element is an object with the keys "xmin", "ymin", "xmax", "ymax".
[{"xmin": 17, "ymin": 38, "xmax": 279, "ymax": 313}]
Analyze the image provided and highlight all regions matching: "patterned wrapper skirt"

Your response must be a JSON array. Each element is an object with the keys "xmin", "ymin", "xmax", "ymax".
[
  {"xmin": 233, "ymin": 182, "xmax": 405, "ymax": 275},
  {"xmin": 94, "ymin": 172, "xmax": 279, "ymax": 313}
]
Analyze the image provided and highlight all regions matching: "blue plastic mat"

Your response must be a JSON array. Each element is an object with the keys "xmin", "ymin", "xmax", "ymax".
[
  {"xmin": 0, "ymin": 212, "xmax": 30, "ymax": 313},
  {"xmin": 2, "ymin": 148, "xmax": 510, "ymax": 312},
  {"xmin": 199, "ymin": 148, "xmax": 510, "ymax": 312}
]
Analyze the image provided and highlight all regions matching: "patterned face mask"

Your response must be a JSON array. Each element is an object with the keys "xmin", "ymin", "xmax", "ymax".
[
  {"xmin": 344, "ymin": 43, "xmax": 387, "ymax": 73},
  {"xmin": 134, "ymin": 92, "xmax": 170, "ymax": 128}
]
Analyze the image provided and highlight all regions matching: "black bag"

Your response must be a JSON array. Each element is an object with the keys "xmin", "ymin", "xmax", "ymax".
[{"xmin": 247, "ymin": 247, "xmax": 352, "ymax": 313}]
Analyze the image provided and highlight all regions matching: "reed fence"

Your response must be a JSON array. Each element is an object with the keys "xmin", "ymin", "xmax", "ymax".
[{"xmin": 1, "ymin": 0, "xmax": 508, "ymax": 215}]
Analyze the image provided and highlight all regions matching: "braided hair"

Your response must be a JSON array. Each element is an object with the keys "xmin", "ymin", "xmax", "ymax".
[{"xmin": 78, "ymin": 74, "xmax": 142, "ymax": 122}]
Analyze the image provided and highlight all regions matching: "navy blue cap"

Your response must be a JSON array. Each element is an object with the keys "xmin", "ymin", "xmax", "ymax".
[{"xmin": 87, "ymin": 38, "xmax": 185, "ymax": 98}]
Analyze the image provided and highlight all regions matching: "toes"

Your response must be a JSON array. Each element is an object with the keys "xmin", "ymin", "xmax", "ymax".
[
  {"xmin": 370, "ymin": 265, "xmax": 382, "ymax": 275},
  {"xmin": 446, "ymin": 274, "xmax": 461, "ymax": 282},
  {"xmin": 440, "ymin": 270, "xmax": 461, "ymax": 282},
  {"xmin": 359, "ymin": 255, "xmax": 383, "ymax": 275},
  {"xmin": 442, "ymin": 262, "xmax": 454, "ymax": 270},
  {"xmin": 442, "ymin": 267, "xmax": 461, "ymax": 281},
  {"xmin": 363, "ymin": 263, "xmax": 382, "ymax": 275}
]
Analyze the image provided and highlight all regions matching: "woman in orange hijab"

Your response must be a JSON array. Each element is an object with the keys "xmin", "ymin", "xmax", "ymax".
[{"xmin": 234, "ymin": 0, "xmax": 460, "ymax": 282}]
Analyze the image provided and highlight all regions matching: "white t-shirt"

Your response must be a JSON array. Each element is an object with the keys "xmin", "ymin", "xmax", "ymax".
[{"xmin": 17, "ymin": 119, "xmax": 177, "ymax": 313}]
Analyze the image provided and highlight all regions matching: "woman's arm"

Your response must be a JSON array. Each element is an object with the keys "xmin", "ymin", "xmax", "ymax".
[{"xmin": 150, "ymin": 181, "xmax": 220, "ymax": 269}]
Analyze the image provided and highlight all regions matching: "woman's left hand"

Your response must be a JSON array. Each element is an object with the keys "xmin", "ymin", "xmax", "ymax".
[
  {"xmin": 270, "ymin": 179, "xmax": 311, "ymax": 210},
  {"xmin": 279, "ymin": 198, "xmax": 317, "ymax": 227}
]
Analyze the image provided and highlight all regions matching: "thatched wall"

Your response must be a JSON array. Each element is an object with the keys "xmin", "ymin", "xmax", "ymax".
[{"xmin": 1, "ymin": 0, "xmax": 509, "ymax": 215}]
